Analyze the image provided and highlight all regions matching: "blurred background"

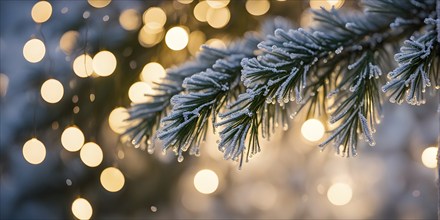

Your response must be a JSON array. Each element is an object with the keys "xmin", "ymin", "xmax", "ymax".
[{"xmin": 0, "ymin": 0, "xmax": 438, "ymax": 219}]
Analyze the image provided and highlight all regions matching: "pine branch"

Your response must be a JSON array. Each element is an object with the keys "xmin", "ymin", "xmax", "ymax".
[
  {"xmin": 383, "ymin": 23, "xmax": 440, "ymax": 105},
  {"xmin": 156, "ymin": 19, "xmax": 292, "ymax": 160},
  {"xmin": 126, "ymin": 45, "xmax": 231, "ymax": 148},
  {"xmin": 216, "ymin": 0, "xmax": 435, "ymax": 166},
  {"xmin": 126, "ymin": 18, "xmax": 292, "ymax": 151}
]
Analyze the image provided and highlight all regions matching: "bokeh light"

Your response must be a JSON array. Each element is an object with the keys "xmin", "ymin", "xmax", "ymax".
[
  {"xmin": 327, "ymin": 183, "xmax": 353, "ymax": 206},
  {"xmin": 100, "ymin": 167, "xmax": 125, "ymax": 192},
  {"xmin": 71, "ymin": 198, "xmax": 93, "ymax": 220},
  {"xmin": 188, "ymin": 31, "xmax": 206, "ymax": 55},
  {"xmin": 245, "ymin": 0, "xmax": 270, "ymax": 16},
  {"xmin": 60, "ymin": 31, "xmax": 79, "ymax": 54},
  {"xmin": 309, "ymin": 0, "xmax": 345, "ymax": 10},
  {"xmin": 119, "ymin": 9, "xmax": 141, "ymax": 31},
  {"xmin": 143, "ymin": 7, "xmax": 166, "ymax": 30},
  {"xmin": 177, "ymin": 0, "xmax": 193, "ymax": 4},
  {"xmin": 31, "ymin": 1, "xmax": 52, "ymax": 23},
  {"xmin": 80, "ymin": 142, "xmax": 103, "ymax": 167},
  {"xmin": 22, "ymin": 138, "xmax": 46, "ymax": 165},
  {"xmin": 205, "ymin": 38, "xmax": 226, "ymax": 49},
  {"xmin": 140, "ymin": 62, "xmax": 166, "ymax": 85},
  {"xmin": 206, "ymin": 0, "xmax": 230, "ymax": 8},
  {"xmin": 206, "ymin": 7, "xmax": 230, "ymax": 29},
  {"xmin": 92, "ymin": 51, "xmax": 117, "ymax": 77},
  {"xmin": 165, "ymin": 26, "xmax": 189, "ymax": 51},
  {"xmin": 421, "ymin": 146, "xmax": 437, "ymax": 168},
  {"xmin": 23, "ymin": 39, "xmax": 46, "ymax": 63},
  {"xmin": 138, "ymin": 26, "xmax": 164, "ymax": 48},
  {"xmin": 87, "ymin": 0, "xmax": 111, "ymax": 8},
  {"xmin": 61, "ymin": 126, "xmax": 85, "ymax": 152},
  {"xmin": 128, "ymin": 82, "xmax": 153, "ymax": 104},
  {"xmin": 193, "ymin": 169, "xmax": 219, "ymax": 194},
  {"xmin": 193, "ymin": 1, "xmax": 209, "ymax": 22},
  {"xmin": 108, "ymin": 107, "xmax": 130, "ymax": 134},
  {"xmin": 301, "ymin": 119, "xmax": 325, "ymax": 142},
  {"xmin": 40, "ymin": 79, "xmax": 64, "ymax": 104},
  {"xmin": 73, "ymin": 54, "xmax": 93, "ymax": 78}
]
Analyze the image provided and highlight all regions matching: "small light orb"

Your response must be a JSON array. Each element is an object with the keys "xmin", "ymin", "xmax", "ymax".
[
  {"xmin": 72, "ymin": 198, "xmax": 93, "ymax": 220},
  {"xmin": 421, "ymin": 146, "xmax": 438, "ymax": 168},
  {"xmin": 119, "ymin": 9, "xmax": 141, "ymax": 31},
  {"xmin": 188, "ymin": 31, "xmax": 206, "ymax": 56},
  {"xmin": 140, "ymin": 62, "xmax": 166, "ymax": 85},
  {"xmin": 73, "ymin": 54, "xmax": 93, "ymax": 78},
  {"xmin": 41, "ymin": 79, "xmax": 64, "ymax": 104},
  {"xmin": 87, "ymin": 0, "xmax": 111, "ymax": 8},
  {"xmin": 138, "ymin": 26, "xmax": 164, "ymax": 48},
  {"xmin": 143, "ymin": 7, "xmax": 167, "ymax": 30},
  {"xmin": 128, "ymin": 82, "xmax": 153, "ymax": 104},
  {"xmin": 205, "ymin": 38, "xmax": 226, "ymax": 50},
  {"xmin": 23, "ymin": 39, "xmax": 46, "ymax": 63},
  {"xmin": 80, "ymin": 142, "xmax": 103, "ymax": 167},
  {"xmin": 165, "ymin": 26, "xmax": 189, "ymax": 51},
  {"xmin": 60, "ymin": 31, "xmax": 79, "ymax": 54},
  {"xmin": 193, "ymin": 1, "xmax": 209, "ymax": 22},
  {"xmin": 92, "ymin": 51, "xmax": 117, "ymax": 77},
  {"xmin": 23, "ymin": 138, "xmax": 46, "ymax": 165},
  {"xmin": 310, "ymin": 0, "xmax": 345, "ymax": 10},
  {"xmin": 177, "ymin": 0, "xmax": 193, "ymax": 4},
  {"xmin": 327, "ymin": 183, "xmax": 352, "ymax": 206},
  {"xmin": 108, "ymin": 107, "xmax": 130, "ymax": 134},
  {"xmin": 206, "ymin": 7, "xmax": 230, "ymax": 29},
  {"xmin": 206, "ymin": 0, "xmax": 230, "ymax": 8},
  {"xmin": 61, "ymin": 126, "xmax": 85, "ymax": 152},
  {"xmin": 193, "ymin": 169, "xmax": 219, "ymax": 194},
  {"xmin": 31, "ymin": 1, "xmax": 52, "ymax": 23},
  {"xmin": 245, "ymin": 0, "xmax": 270, "ymax": 16},
  {"xmin": 301, "ymin": 119, "xmax": 325, "ymax": 142},
  {"xmin": 100, "ymin": 167, "xmax": 125, "ymax": 192}
]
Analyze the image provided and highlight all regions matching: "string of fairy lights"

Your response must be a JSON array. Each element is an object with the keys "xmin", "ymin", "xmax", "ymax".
[{"xmin": 10, "ymin": 0, "xmax": 437, "ymax": 219}]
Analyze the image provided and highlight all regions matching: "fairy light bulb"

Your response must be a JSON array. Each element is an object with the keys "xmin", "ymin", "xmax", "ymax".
[
  {"xmin": 193, "ymin": 1, "xmax": 209, "ymax": 22},
  {"xmin": 88, "ymin": 0, "xmax": 111, "ymax": 8},
  {"xmin": 73, "ymin": 54, "xmax": 93, "ymax": 78},
  {"xmin": 61, "ymin": 126, "xmax": 85, "ymax": 152},
  {"xmin": 128, "ymin": 82, "xmax": 153, "ymax": 104},
  {"xmin": 80, "ymin": 142, "xmax": 103, "ymax": 167},
  {"xmin": 140, "ymin": 62, "xmax": 166, "ymax": 85},
  {"xmin": 245, "ymin": 0, "xmax": 270, "ymax": 16},
  {"xmin": 108, "ymin": 107, "xmax": 130, "ymax": 134},
  {"xmin": 31, "ymin": 1, "xmax": 52, "ymax": 23},
  {"xmin": 165, "ymin": 26, "xmax": 189, "ymax": 51},
  {"xmin": 119, "ymin": 9, "xmax": 141, "ymax": 31},
  {"xmin": 60, "ymin": 31, "xmax": 79, "ymax": 54},
  {"xmin": 327, "ymin": 183, "xmax": 353, "ymax": 206},
  {"xmin": 206, "ymin": 0, "xmax": 230, "ymax": 8},
  {"xmin": 143, "ymin": 7, "xmax": 166, "ymax": 30},
  {"xmin": 193, "ymin": 169, "xmax": 219, "ymax": 194},
  {"xmin": 71, "ymin": 198, "xmax": 93, "ymax": 220},
  {"xmin": 301, "ymin": 119, "xmax": 325, "ymax": 142},
  {"xmin": 100, "ymin": 167, "xmax": 125, "ymax": 192},
  {"xmin": 22, "ymin": 138, "xmax": 46, "ymax": 165},
  {"xmin": 206, "ymin": 7, "xmax": 230, "ymax": 29},
  {"xmin": 92, "ymin": 51, "xmax": 117, "ymax": 77},
  {"xmin": 23, "ymin": 39, "xmax": 46, "ymax": 63},
  {"xmin": 40, "ymin": 79, "xmax": 64, "ymax": 104},
  {"xmin": 421, "ymin": 146, "xmax": 438, "ymax": 168}
]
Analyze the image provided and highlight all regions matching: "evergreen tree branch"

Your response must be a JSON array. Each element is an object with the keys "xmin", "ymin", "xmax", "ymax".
[
  {"xmin": 156, "ymin": 19, "xmax": 292, "ymax": 160},
  {"xmin": 216, "ymin": 0, "xmax": 435, "ymax": 166}
]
